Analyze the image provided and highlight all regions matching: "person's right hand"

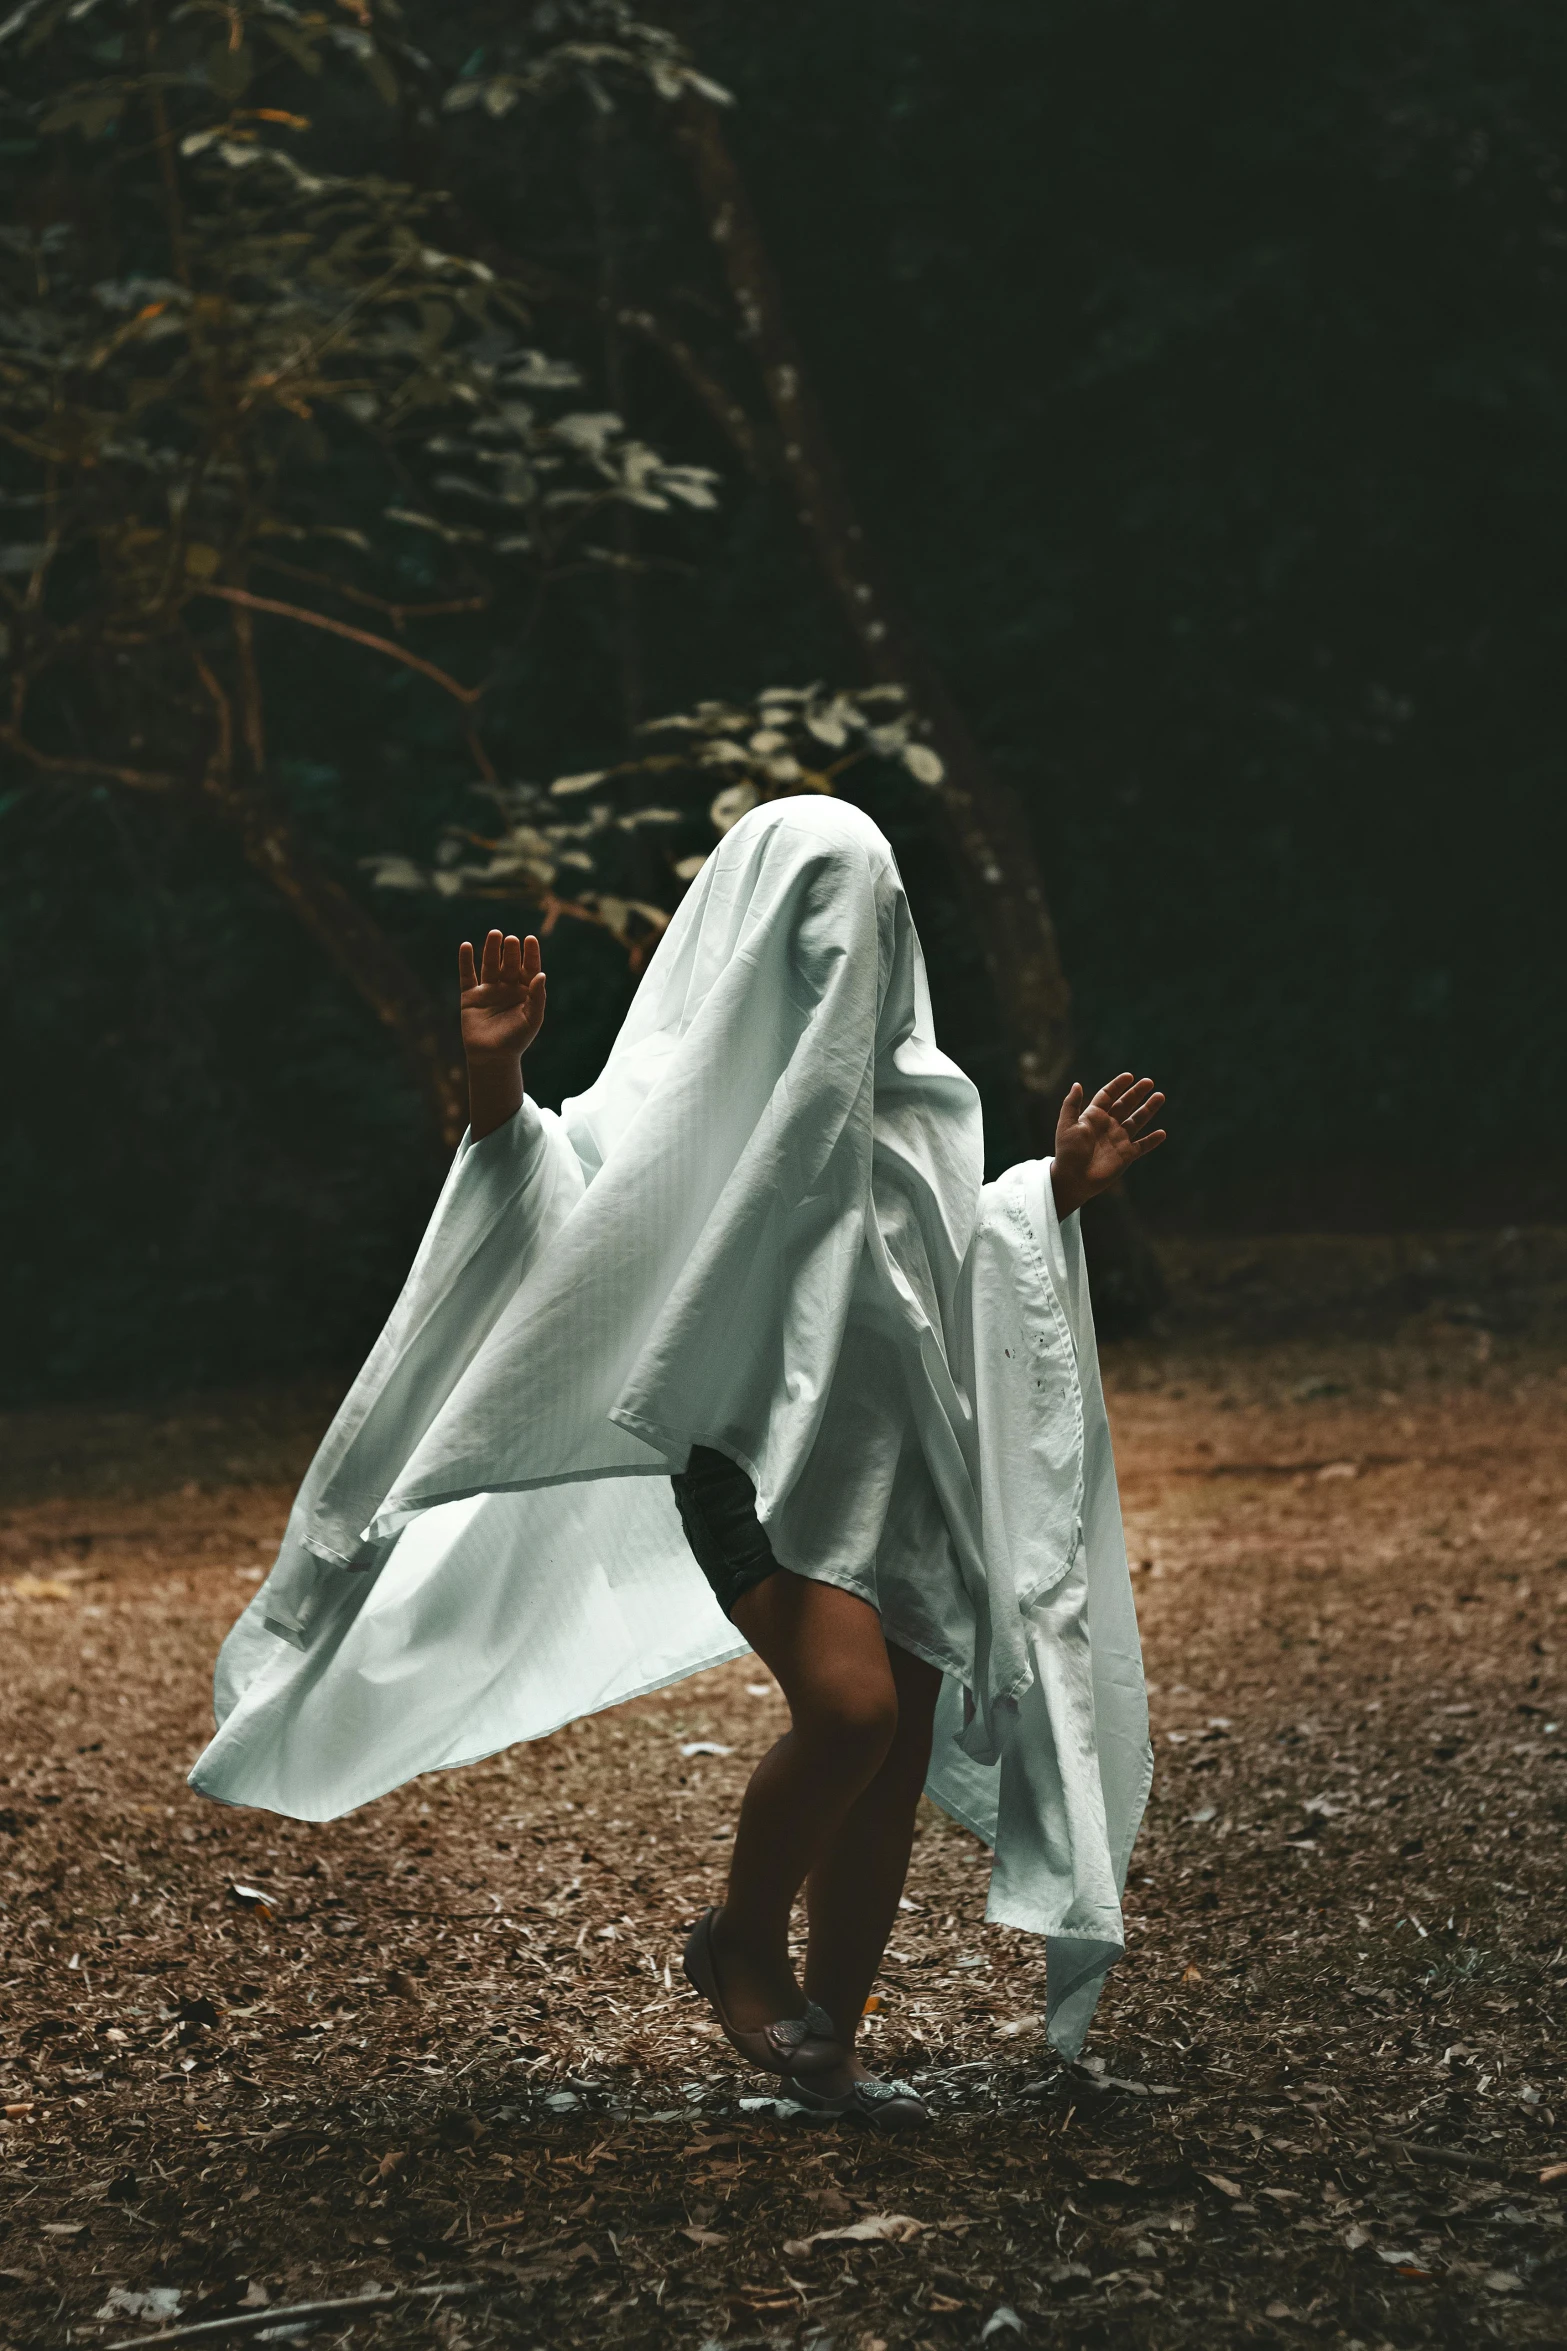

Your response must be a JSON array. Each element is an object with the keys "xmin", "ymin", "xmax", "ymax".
[{"xmin": 459, "ymin": 929, "xmax": 546, "ymax": 1065}]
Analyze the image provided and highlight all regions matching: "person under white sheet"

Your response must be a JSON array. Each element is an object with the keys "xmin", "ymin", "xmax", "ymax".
[{"xmin": 190, "ymin": 794, "xmax": 1165, "ymax": 2127}]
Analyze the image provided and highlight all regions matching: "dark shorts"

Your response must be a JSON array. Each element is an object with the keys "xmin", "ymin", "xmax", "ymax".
[{"xmin": 670, "ymin": 1444, "xmax": 781, "ymax": 1621}]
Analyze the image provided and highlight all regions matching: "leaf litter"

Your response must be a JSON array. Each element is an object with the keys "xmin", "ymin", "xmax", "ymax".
[{"xmin": 1, "ymin": 1297, "xmax": 1565, "ymax": 2344}]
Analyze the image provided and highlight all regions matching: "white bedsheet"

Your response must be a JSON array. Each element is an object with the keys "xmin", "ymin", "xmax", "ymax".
[{"xmin": 189, "ymin": 798, "xmax": 1151, "ymax": 2055}]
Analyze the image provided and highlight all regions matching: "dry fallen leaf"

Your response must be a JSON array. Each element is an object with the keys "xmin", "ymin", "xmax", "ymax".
[
  {"xmin": 680, "ymin": 2226, "xmax": 726, "ymax": 2249},
  {"xmin": 6, "ymin": 1348, "xmax": 1562, "ymax": 2346},
  {"xmin": 1201, "ymin": 2174, "xmax": 1243, "ymax": 2200},
  {"xmin": 95, "ymin": 2288, "xmax": 182, "ymax": 2322},
  {"xmin": 782, "ymin": 2213, "xmax": 924, "ymax": 2256}
]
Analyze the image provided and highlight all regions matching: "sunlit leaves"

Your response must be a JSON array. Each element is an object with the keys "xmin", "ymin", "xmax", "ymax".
[
  {"xmin": 441, "ymin": 0, "xmax": 733, "ymax": 121},
  {"xmin": 367, "ymin": 685, "xmax": 942, "ymax": 954}
]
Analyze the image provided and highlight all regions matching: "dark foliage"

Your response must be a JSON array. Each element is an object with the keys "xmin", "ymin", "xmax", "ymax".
[
  {"xmin": 4, "ymin": 0, "xmax": 1566, "ymax": 1400},
  {"xmin": 693, "ymin": 0, "xmax": 1567, "ymax": 1223}
]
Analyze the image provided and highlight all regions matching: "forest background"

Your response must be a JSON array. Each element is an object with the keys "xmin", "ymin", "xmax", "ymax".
[{"xmin": 4, "ymin": 0, "xmax": 1565, "ymax": 1406}]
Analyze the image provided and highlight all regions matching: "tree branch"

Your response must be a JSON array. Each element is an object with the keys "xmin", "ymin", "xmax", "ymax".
[
  {"xmin": 252, "ymin": 555, "xmax": 490, "ymax": 632},
  {"xmin": 230, "ymin": 603, "xmax": 266, "ymax": 777},
  {"xmin": 237, "ymin": 250, "xmax": 416, "ymax": 416},
  {"xmin": 0, "ymin": 728, "xmax": 176, "ymax": 794},
  {"xmin": 0, "ymin": 416, "xmax": 71, "ymax": 466},
  {"xmin": 193, "ymin": 585, "xmax": 483, "ymax": 706}
]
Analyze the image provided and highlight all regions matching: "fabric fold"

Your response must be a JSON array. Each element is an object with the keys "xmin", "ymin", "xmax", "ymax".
[
  {"xmin": 189, "ymin": 795, "xmax": 1151, "ymax": 2055},
  {"xmin": 924, "ymin": 1154, "xmax": 1151, "ymax": 2057}
]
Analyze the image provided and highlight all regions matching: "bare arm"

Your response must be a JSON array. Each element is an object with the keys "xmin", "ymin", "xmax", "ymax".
[
  {"xmin": 1050, "ymin": 1072, "xmax": 1167, "ymax": 1220},
  {"xmin": 459, "ymin": 929, "xmax": 547, "ymax": 1143}
]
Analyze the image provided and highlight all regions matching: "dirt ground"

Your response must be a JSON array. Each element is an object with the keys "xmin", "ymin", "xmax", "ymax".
[{"xmin": 2, "ymin": 1234, "xmax": 1565, "ymax": 2351}]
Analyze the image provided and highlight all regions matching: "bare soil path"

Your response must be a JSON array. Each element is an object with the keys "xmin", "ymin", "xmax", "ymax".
[{"xmin": 2, "ymin": 1262, "xmax": 1565, "ymax": 2348}]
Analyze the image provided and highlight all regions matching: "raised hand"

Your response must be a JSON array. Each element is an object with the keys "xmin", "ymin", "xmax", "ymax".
[
  {"xmin": 459, "ymin": 929, "xmax": 546, "ymax": 1066},
  {"xmin": 1050, "ymin": 1072, "xmax": 1167, "ymax": 1219},
  {"xmin": 459, "ymin": 930, "xmax": 545, "ymax": 1143}
]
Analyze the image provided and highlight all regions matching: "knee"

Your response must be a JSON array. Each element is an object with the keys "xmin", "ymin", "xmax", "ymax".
[{"xmin": 796, "ymin": 1673, "xmax": 899, "ymax": 1776}]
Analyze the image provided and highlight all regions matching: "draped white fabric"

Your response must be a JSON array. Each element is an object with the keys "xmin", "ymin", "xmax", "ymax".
[{"xmin": 190, "ymin": 797, "xmax": 1151, "ymax": 2056}]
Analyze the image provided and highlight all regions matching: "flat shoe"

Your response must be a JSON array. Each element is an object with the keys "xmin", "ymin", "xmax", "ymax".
[
  {"xmin": 784, "ymin": 2070, "xmax": 929, "ymax": 2132},
  {"xmin": 681, "ymin": 1908, "xmax": 840, "ymax": 2080}
]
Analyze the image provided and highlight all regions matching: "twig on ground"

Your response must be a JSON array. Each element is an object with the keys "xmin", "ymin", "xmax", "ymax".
[
  {"xmin": 104, "ymin": 2279, "xmax": 494, "ymax": 2351},
  {"xmin": 1374, "ymin": 2136, "xmax": 1527, "ymax": 2179}
]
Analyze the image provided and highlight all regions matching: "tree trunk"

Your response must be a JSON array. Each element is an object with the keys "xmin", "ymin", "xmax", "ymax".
[
  {"xmin": 671, "ymin": 93, "xmax": 1072, "ymax": 1132},
  {"xmin": 672, "ymin": 95, "xmax": 1163, "ymax": 1323}
]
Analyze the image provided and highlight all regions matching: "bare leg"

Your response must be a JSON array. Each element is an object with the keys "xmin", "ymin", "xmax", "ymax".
[
  {"xmin": 715, "ymin": 1572, "xmax": 899, "ymax": 2032},
  {"xmin": 803, "ymin": 1640, "xmax": 942, "ymax": 2072}
]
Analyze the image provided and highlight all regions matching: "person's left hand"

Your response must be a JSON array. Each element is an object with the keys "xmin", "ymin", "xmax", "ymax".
[{"xmin": 1050, "ymin": 1072, "xmax": 1166, "ymax": 1218}]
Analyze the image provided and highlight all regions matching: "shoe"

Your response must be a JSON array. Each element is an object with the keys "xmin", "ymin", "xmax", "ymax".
[
  {"xmin": 783, "ymin": 2068, "xmax": 930, "ymax": 2132},
  {"xmin": 681, "ymin": 1908, "xmax": 840, "ymax": 2080}
]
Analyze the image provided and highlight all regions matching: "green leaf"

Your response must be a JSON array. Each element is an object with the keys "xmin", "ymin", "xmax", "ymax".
[
  {"xmin": 261, "ymin": 18, "xmax": 323, "ymax": 76},
  {"xmin": 205, "ymin": 38, "xmax": 253, "ymax": 101},
  {"xmin": 364, "ymin": 48, "xmax": 399, "ymax": 107},
  {"xmin": 0, "ymin": 0, "xmax": 71, "ymax": 56},
  {"xmin": 416, "ymin": 300, "xmax": 453, "ymax": 354},
  {"xmin": 681, "ymin": 69, "xmax": 735, "ymax": 107},
  {"xmin": 330, "ymin": 24, "xmax": 397, "ymax": 107},
  {"xmin": 39, "ymin": 86, "xmax": 124, "ymax": 138}
]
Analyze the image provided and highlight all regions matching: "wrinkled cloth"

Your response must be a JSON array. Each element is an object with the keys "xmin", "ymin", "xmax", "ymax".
[{"xmin": 190, "ymin": 797, "xmax": 1151, "ymax": 2054}]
